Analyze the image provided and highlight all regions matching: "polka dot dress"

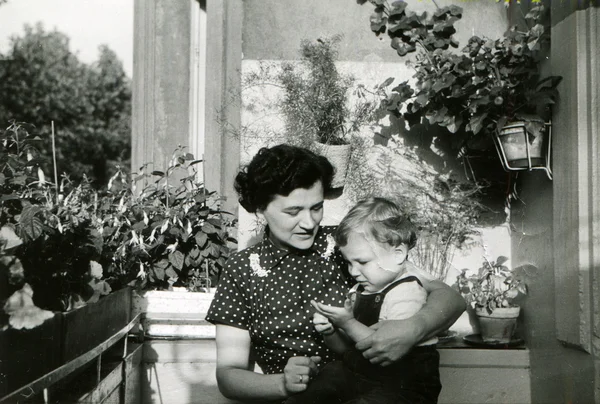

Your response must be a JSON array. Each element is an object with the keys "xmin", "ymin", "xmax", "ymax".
[{"xmin": 205, "ymin": 226, "xmax": 352, "ymax": 374}]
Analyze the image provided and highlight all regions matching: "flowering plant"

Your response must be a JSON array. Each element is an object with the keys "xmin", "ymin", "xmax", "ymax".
[
  {"xmin": 99, "ymin": 146, "xmax": 237, "ymax": 292},
  {"xmin": 456, "ymin": 255, "xmax": 536, "ymax": 314},
  {"xmin": 0, "ymin": 123, "xmax": 236, "ymax": 330},
  {"xmin": 1, "ymin": 123, "xmax": 112, "ymax": 328}
]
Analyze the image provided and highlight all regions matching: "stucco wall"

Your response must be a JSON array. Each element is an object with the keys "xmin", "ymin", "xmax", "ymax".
[
  {"xmin": 237, "ymin": 0, "xmax": 514, "ymax": 340},
  {"xmin": 509, "ymin": 2, "xmax": 599, "ymax": 403},
  {"xmin": 242, "ymin": 0, "xmax": 508, "ymax": 62},
  {"xmin": 512, "ymin": 171, "xmax": 595, "ymax": 403}
]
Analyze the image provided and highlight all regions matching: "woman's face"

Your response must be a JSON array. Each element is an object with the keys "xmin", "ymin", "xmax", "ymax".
[{"xmin": 258, "ymin": 181, "xmax": 324, "ymax": 251}]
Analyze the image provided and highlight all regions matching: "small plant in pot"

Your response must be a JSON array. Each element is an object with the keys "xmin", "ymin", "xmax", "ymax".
[
  {"xmin": 456, "ymin": 255, "xmax": 536, "ymax": 343},
  {"xmin": 277, "ymin": 35, "xmax": 382, "ymax": 188}
]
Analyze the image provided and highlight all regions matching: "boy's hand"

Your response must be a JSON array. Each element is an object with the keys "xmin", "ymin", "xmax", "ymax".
[
  {"xmin": 311, "ymin": 299, "xmax": 354, "ymax": 328},
  {"xmin": 313, "ymin": 312, "xmax": 334, "ymax": 335}
]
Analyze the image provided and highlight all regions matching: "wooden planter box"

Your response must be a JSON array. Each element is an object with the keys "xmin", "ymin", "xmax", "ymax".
[
  {"xmin": 0, "ymin": 312, "xmax": 62, "ymax": 397},
  {"xmin": 0, "ymin": 287, "xmax": 132, "ymax": 397},
  {"xmin": 132, "ymin": 289, "xmax": 215, "ymax": 339},
  {"xmin": 61, "ymin": 287, "xmax": 132, "ymax": 363}
]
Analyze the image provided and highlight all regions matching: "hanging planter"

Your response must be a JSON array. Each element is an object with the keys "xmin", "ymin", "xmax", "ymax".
[
  {"xmin": 313, "ymin": 142, "xmax": 352, "ymax": 188},
  {"xmin": 493, "ymin": 118, "xmax": 552, "ymax": 180}
]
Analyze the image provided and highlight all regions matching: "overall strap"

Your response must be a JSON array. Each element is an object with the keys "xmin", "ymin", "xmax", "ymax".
[{"xmin": 380, "ymin": 275, "xmax": 423, "ymax": 297}]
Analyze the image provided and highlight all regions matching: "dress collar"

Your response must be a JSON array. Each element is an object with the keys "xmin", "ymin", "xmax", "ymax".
[{"xmin": 257, "ymin": 227, "xmax": 322, "ymax": 270}]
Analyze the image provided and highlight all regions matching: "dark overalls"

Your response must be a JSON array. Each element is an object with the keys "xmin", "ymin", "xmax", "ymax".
[{"xmin": 286, "ymin": 276, "xmax": 442, "ymax": 404}]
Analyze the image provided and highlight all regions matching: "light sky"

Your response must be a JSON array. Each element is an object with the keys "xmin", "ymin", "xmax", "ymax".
[{"xmin": 0, "ymin": 0, "xmax": 134, "ymax": 77}]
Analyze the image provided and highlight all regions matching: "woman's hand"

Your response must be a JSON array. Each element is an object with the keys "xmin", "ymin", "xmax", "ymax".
[
  {"xmin": 355, "ymin": 319, "xmax": 423, "ymax": 366},
  {"xmin": 311, "ymin": 299, "xmax": 353, "ymax": 328},
  {"xmin": 355, "ymin": 276, "xmax": 466, "ymax": 366},
  {"xmin": 283, "ymin": 356, "xmax": 321, "ymax": 394}
]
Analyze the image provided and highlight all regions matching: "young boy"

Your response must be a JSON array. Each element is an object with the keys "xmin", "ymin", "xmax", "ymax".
[{"xmin": 287, "ymin": 197, "xmax": 441, "ymax": 404}]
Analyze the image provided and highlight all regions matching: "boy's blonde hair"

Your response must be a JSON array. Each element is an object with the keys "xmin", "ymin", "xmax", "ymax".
[{"xmin": 335, "ymin": 197, "xmax": 417, "ymax": 250}]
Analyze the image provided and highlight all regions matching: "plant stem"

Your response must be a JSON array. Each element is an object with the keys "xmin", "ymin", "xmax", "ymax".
[
  {"xmin": 415, "ymin": 40, "xmax": 439, "ymax": 73},
  {"xmin": 51, "ymin": 121, "xmax": 59, "ymax": 204}
]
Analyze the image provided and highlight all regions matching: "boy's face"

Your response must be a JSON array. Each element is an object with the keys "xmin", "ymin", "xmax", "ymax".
[{"xmin": 339, "ymin": 231, "xmax": 407, "ymax": 293}]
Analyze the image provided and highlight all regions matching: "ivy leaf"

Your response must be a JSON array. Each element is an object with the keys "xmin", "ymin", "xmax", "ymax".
[
  {"xmin": 370, "ymin": 10, "xmax": 387, "ymax": 33},
  {"xmin": 445, "ymin": 115, "xmax": 463, "ymax": 133},
  {"xmin": 425, "ymin": 106, "xmax": 449, "ymax": 125},
  {"xmin": 432, "ymin": 74, "xmax": 456, "ymax": 92},
  {"xmin": 468, "ymin": 113, "xmax": 488, "ymax": 135},
  {"xmin": 389, "ymin": 1, "xmax": 408, "ymax": 16},
  {"xmin": 169, "ymin": 250, "xmax": 185, "ymax": 270}
]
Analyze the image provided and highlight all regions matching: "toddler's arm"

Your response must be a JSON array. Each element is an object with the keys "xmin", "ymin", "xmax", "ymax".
[
  {"xmin": 311, "ymin": 299, "xmax": 374, "ymax": 344},
  {"xmin": 312, "ymin": 312, "xmax": 351, "ymax": 354}
]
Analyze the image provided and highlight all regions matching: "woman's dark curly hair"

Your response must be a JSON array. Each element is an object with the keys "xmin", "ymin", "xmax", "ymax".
[{"xmin": 234, "ymin": 144, "xmax": 334, "ymax": 213}]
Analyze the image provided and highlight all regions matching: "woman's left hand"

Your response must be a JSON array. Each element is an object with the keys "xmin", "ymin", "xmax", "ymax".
[{"xmin": 311, "ymin": 299, "xmax": 353, "ymax": 328}]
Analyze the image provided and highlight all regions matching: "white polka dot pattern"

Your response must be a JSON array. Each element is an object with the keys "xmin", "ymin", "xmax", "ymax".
[{"xmin": 205, "ymin": 226, "xmax": 352, "ymax": 374}]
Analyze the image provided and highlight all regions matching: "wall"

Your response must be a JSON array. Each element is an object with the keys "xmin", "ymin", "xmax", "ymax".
[
  {"xmin": 512, "ymin": 171, "xmax": 595, "ymax": 403},
  {"xmin": 237, "ymin": 0, "xmax": 511, "ymax": 255},
  {"xmin": 509, "ymin": 1, "xmax": 600, "ymax": 403}
]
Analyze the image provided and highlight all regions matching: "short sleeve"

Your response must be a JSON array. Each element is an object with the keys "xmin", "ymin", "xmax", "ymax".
[
  {"xmin": 205, "ymin": 254, "xmax": 250, "ymax": 330},
  {"xmin": 379, "ymin": 281, "xmax": 427, "ymax": 321},
  {"xmin": 405, "ymin": 263, "xmax": 435, "ymax": 282}
]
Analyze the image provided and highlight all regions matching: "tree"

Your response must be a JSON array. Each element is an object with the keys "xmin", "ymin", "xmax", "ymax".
[{"xmin": 0, "ymin": 23, "xmax": 131, "ymax": 186}]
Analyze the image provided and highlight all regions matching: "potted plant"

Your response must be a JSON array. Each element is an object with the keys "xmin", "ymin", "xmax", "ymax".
[
  {"xmin": 243, "ymin": 35, "xmax": 382, "ymax": 188},
  {"xmin": 359, "ymin": 1, "xmax": 561, "ymax": 178},
  {"xmin": 456, "ymin": 255, "xmax": 536, "ymax": 343},
  {"xmin": 346, "ymin": 135, "xmax": 484, "ymax": 282},
  {"xmin": 102, "ymin": 146, "xmax": 237, "ymax": 338},
  {"xmin": 0, "ymin": 122, "xmax": 128, "ymax": 396}
]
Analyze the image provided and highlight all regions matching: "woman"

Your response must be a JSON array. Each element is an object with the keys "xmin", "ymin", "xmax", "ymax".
[{"xmin": 206, "ymin": 144, "xmax": 465, "ymax": 403}]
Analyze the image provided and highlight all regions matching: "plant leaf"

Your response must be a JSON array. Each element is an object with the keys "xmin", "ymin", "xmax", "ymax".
[
  {"xmin": 169, "ymin": 250, "xmax": 185, "ymax": 270},
  {"xmin": 495, "ymin": 256, "xmax": 509, "ymax": 265},
  {"xmin": 19, "ymin": 205, "xmax": 44, "ymax": 241}
]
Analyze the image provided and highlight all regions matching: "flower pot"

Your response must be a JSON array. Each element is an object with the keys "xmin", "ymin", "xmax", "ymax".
[
  {"xmin": 475, "ymin": 306, "xmax": 520, "ymax": 343},
  {"xmin": 494, "ymin": 118, "xmax": 552, "ymax": 179},
  {"xmin": 0, "ymin": 313, "xmax": 62, "ymax": 397},
  {"xmin": 313, "ymin": 142, "xmax": 351, "ymax": 188},
  {"xmin": 61, "ymin": 287, "xmax": 132, "ymax": 363},
  {"xmin": 0, "ymin": 287, "xmax": 132, "ymax": 398}
]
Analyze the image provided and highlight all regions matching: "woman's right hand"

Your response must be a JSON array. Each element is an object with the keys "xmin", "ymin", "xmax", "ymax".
[{"xmin": 282, "ymin": 356, "xmax": 321, "ymax": 394}]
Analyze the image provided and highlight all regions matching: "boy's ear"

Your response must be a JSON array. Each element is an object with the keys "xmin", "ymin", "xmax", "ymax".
[{"xmin": 394, "ymin": 244, "xmax": 409, "ymax": 265}]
